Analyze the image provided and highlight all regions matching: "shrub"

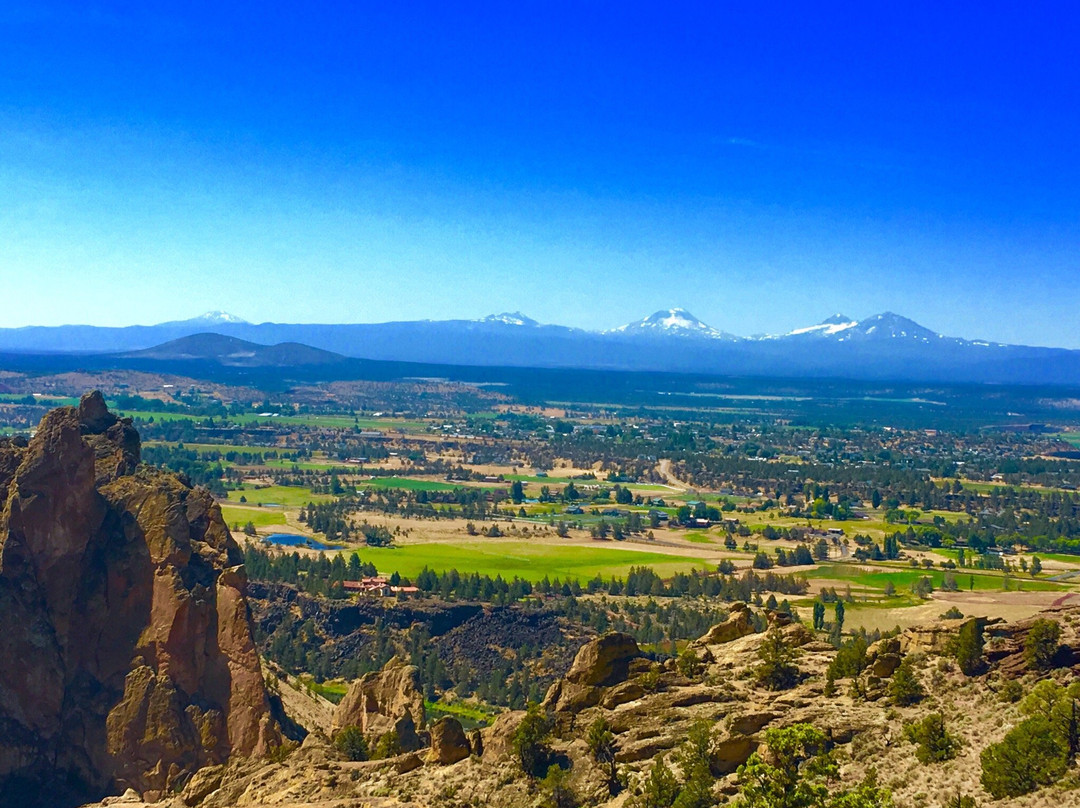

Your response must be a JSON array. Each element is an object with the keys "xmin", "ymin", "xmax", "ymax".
[
  {"xmin": 998, "ymin": 678, "xmax": 1023, "ymax": 703},
  {"xmin": 673, "ymin": 720, "xmax": 717, "ymax": 808},
  {"xmin": 754, "ymin": 626, "xmax": 801, "ymax": 691},
  {"xmin": 333, "ymin": 725, "xmax": 369, "ymax": 761},
  {"xmin": 513, "ymin": 703, "xmax": 554, "ymax": 777},
  {"xmin": 1023, "ymin": 618, "xmax": 1061, "ymax": 670},
  {"xmin": 677, "ymin": 647, "xmax": 703, "ymax": 678},
  {"xmin": 903, "ymin": 713, "xmax": 960, "ymax": 763},
  {"xmin": 951, "ymin": 620, "xmax": 983, "ymax": 675},
  {"xmin": 371, "ymin": 729, "xmax": 401, "ymax": 760},
  {"xmin": 889, "ymin": 658, "xmax": 924, "ymax": 706},
  {"xmin": 639, "ymin": 755, "xmax": 679, "ymax": 808},
  {"xmin": 586, "ymin": 717, "xmax": 620, "ymax": 795},
  {"xmin": 980, "ymin": 717, "xmax": 1067, "ymax": 798},
  {"xmin": 939, "ymin": 606, "xmax": 964, "ymax": 619},
  {"xmin": 540, "ymin": 764, "xmax": 578, "ymax": 808}
]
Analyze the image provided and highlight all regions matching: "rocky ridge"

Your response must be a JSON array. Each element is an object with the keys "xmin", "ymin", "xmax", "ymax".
[
  {"xmin": 0, "ymin": 393, "xmax": 278, "ymax": 808},
  {"xmin": 123, "ymin": 601, "xmax": 1080, "ymax": 808}
]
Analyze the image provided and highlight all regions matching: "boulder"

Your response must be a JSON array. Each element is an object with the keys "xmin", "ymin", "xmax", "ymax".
[
  {"xmin": 427, "ymin": 717, "xmax": 471, "ymax": 765},
  {"xmin": 601, "ymin": 680, "xmax": 647, "ymax": 708},
  {"xmin": 870, "ymin": 653, "xmax": 902, "ymax": 678},
  {"xmin": 900, "ymin": 617, "xmax": 985, "ymax": 655},
  {"xmin": 545, "ymin": 632, "xmax": 640, "ymax": 712},
  {"xmin": 0, "ymin": 393, "xmax": 278, "ymax": 807},
  {"xmin": 729, "ymin": 712, "xmax": 777, "ymax": 736},
  {"xmin": 712, "ymin": 735, "xmax": 758, "ymax": 775},
  {"xmin": 481, "ymin": 710, "xmax": 526, "ymax": 762},
  {"xmin": 695, "ymin": 603, "xmax": 754, "ymax": 646},
  {"xmin": 332, "ymin": 658, "xmax": 425, "ymax": 750}
]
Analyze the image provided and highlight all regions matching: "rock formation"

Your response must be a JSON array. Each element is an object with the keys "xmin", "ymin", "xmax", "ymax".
[
  {"xmin": 0, "ymin": 393, "xmax": 278, "ymax": 808},
  {"xmin": 692, "ymin": 602, "xmax": 754, "ymax": 646},
  {"xmin": 543, "ymin": 632, "xmax": 641, "ymax": 712},
  {"xmin": 426, "ymin": 717, "xmax": 471, "ymax": 765},
  {"xmin": 331, "ymin": 657, "xmax": 425, "ymax": 750}
]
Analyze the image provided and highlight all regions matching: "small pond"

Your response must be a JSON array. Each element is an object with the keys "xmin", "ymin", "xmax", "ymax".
[{"xmin": 263, "ymin": 533, "xmax": 342, "ymax": 551}]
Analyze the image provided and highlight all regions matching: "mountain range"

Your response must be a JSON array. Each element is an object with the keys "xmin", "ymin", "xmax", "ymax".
[{"xmin": 1, "ymin": 308, "xmax": 1078, "ymax": 385}]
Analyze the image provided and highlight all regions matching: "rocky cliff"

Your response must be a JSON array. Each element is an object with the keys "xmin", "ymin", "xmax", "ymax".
[{"xmin": 0, "ymin": 392, "xmax": 278, "ymax": 808}]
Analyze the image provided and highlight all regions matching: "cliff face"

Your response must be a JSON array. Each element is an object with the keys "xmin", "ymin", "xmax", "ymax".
[{"xmin": 0, "ymin": 392, "xmax": 278, "ymax": 808}]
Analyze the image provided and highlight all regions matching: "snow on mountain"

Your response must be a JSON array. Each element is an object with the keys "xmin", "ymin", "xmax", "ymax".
[
  {"xmin": 608, "ymin": 308, "xmax": 738, "ymax": 340},
  {"xmin": 769, "ymin": 312, "xmax": 941, "ymax": 343},
  {"xmin": 480, "ymin": 312, "xmax": 539, "ymax": 327},
  {"xmin": 165, "ymin": 311, "xmax": 249, "ymax": 326},
  {"xmin": 785, "ymin": 313, "xmax": 860, "ymax": 337},
  {"xmin": 846, "ymin": 312, "xmax": 940, "ymax": 342}
]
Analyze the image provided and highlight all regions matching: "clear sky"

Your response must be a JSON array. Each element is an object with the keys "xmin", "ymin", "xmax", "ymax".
[{"xmin": 1, "ymin": 2, "xmax": 1078, "ymax": 346}]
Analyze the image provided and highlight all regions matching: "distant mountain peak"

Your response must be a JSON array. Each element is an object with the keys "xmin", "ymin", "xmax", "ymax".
[
  {"xmin": 480, "ymin": 312, "xmax": 539, "ymax": 327},
  {"xmin": 779, "ymin": 311, "xmax": 940, "ymax": 342},
  {"xmin": 609, "ymin": 308, "xmax": 737, "ymax": 340},
  {"xmin": 160, "ymin": 311, "xmax": 248, "ymax": 326},
  {"xmin": 786, "ymin": 314, "xmax": 860, "ymax": 337}
]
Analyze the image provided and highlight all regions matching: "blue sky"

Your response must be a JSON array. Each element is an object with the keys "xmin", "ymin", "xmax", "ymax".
[{"xmin": 1, "ymin": 2, "xmax": 1078, "ymax": 346}]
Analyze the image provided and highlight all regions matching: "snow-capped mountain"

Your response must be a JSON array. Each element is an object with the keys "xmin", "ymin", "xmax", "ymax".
[
  {"xmin": 608, "ymin": 308, "xmax": 738, "ymax": 340},
  {"xmin": 783, "ymin": 313, "xmax": 860, "ymax": 338},
  {"xmin": 2, "ymin": 307, "xmax": 1077, "ymax": 384},
  {"xmin": 160, "ymin": 311, "xmax": 249, "ymax": 327},
  {"xmin": 774, "ymin": 312, "xmax": 940, "ymax": 343},
  {"xmin": 479, "ymin": 312, "xmax": 540, "ymax": 327}
]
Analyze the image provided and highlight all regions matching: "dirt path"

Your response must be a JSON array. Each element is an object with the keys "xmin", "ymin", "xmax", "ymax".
[{"xmin": 656, "ymin": 458, "xmax": 690, "ymax": 490}]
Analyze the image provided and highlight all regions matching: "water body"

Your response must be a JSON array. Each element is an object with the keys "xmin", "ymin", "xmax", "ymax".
[{"xmin": 263, "ymin": 533, "xmax": 342, "ymax": 551}]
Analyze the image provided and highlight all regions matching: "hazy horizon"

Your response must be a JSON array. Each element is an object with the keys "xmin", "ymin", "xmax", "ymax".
[{"xmin": 2, "ymin": 4, "xmax": 1078, "ymax": 346}]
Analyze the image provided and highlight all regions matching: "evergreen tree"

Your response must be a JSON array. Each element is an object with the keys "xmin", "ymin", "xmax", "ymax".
[
  {"xmin": 639, "ymin": 755, "xmax": 680, "ymax": 808},
  {"xmin": 754, "ymin": 626, "xmax": 801, "ymax": 691},
  {"xmin": 952, "ymin": 620, "xmax": 984, "ymax": 675},
  {"xmin": 1023, "ymin": 618, "xmax": 1061, "ymax": 670},
  {"xmin": 889, "ymin": 658, "xmax": 924, "ymax": 706}
]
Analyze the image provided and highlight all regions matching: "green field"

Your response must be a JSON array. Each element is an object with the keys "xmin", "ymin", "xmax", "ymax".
[
  {"xmin": 222, "ymin": 485, "xmax": 334, "ymax": 508},
  {"xmin": 220, "ymin": 505, "xmax": 286, "ymax": 528},
  {"xmin": 119, "ymin": 409, "xmax": 429, "ymax": 432},
  {"xmin": 360, "ymin": 477, "xmax": 467, "ymax": 492},
  {"xmin": 345, "ymin": 540, "xmax": 712, "ymax": 583},
  {"xmin": 805, "ymin": 562, "xmax": 1067, "ymax": 593},
  {"xmin": 684, "ymin": 531, "xmax": 715, "ymax": 544}
]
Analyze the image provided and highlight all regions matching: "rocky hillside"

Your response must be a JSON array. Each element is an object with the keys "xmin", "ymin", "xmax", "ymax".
[
  {"xmin": 0, "ymin": 393, "xmax": 279, "ymax": 808},
  {"xmin": 92, "ymin": 602, "xmax": 1080, "ymax": 808}
]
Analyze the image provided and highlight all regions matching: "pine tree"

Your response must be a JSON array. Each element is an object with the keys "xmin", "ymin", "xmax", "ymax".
[
  {"xmin": 754, "ymin": 626, "xmax": 801, "ymax": 691},
  {"xmin": 952, "ymin": 620, "xmax": 984, "ymax": 675},
  {"xmin": 889, "ymin": 658, "xmax": 924, "ymax": 706}
]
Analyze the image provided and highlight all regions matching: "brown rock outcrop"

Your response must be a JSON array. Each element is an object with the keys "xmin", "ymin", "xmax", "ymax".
[
  {"xmin": 427, "ymin": 716, "xmax": 471, "ymax": 765},
  {"xmin": 694, "ymin": 602, "xmax": 755, "ymax": 646},
  {"xmin": 0, "ymin": 393, "xmax": 278, "ymax": 808},
  {"xmin": 331, "ymin": 658, "xmax": 425, "ymax": 750},
  {"xmin": 899, "ymin": 616, "xmax": 986, "ymax": 655},
  {"xmin": 480, "ymin": 710, "xmax": 526, "ymax": 762},
  {"xmin": 544, "ymin": 632, "xmax": 640, "ymax": 712}
]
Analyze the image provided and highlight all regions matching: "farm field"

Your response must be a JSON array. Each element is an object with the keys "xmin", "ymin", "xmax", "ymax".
[
  {"xmin": 220, "ymin": 505, "xmax": 287, "ymax": 529},
  {"xmin": 341, "ymin": 539, "xmax": 712, "ymax": 583},
  {"xmin": 359, "ymin": 476, "xmax": 468, "ymax": 492},
  {"xmin": 803, "ymin": 563, "xmax": 1068, "ymax": 593},
  {"xmin": 221, "ymin": 485, "xmax": 334, "ymax": 508}
]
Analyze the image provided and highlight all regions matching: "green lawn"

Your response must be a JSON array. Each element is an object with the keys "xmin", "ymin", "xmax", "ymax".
[
  {"xmin": 360, "ymin": 477, "xmax": 468, "ymax": 492},
  {"xmin": 220, "ymin": 506, "xmax": 286, "ymax": 529},
  {"xmin": 684, "ymin": 531, "xmax": 715, "ymax": 544},
  {"xmin": 344, "ymin": 540, "xmax": 712, "ymax": 583},
  {"xmin": 221, "ymin": 485, "xmax": 335, "ymax": 508},
  {"xmin": 806, "ymin": 562, "xmax": 1067, "ymax": 592}
]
